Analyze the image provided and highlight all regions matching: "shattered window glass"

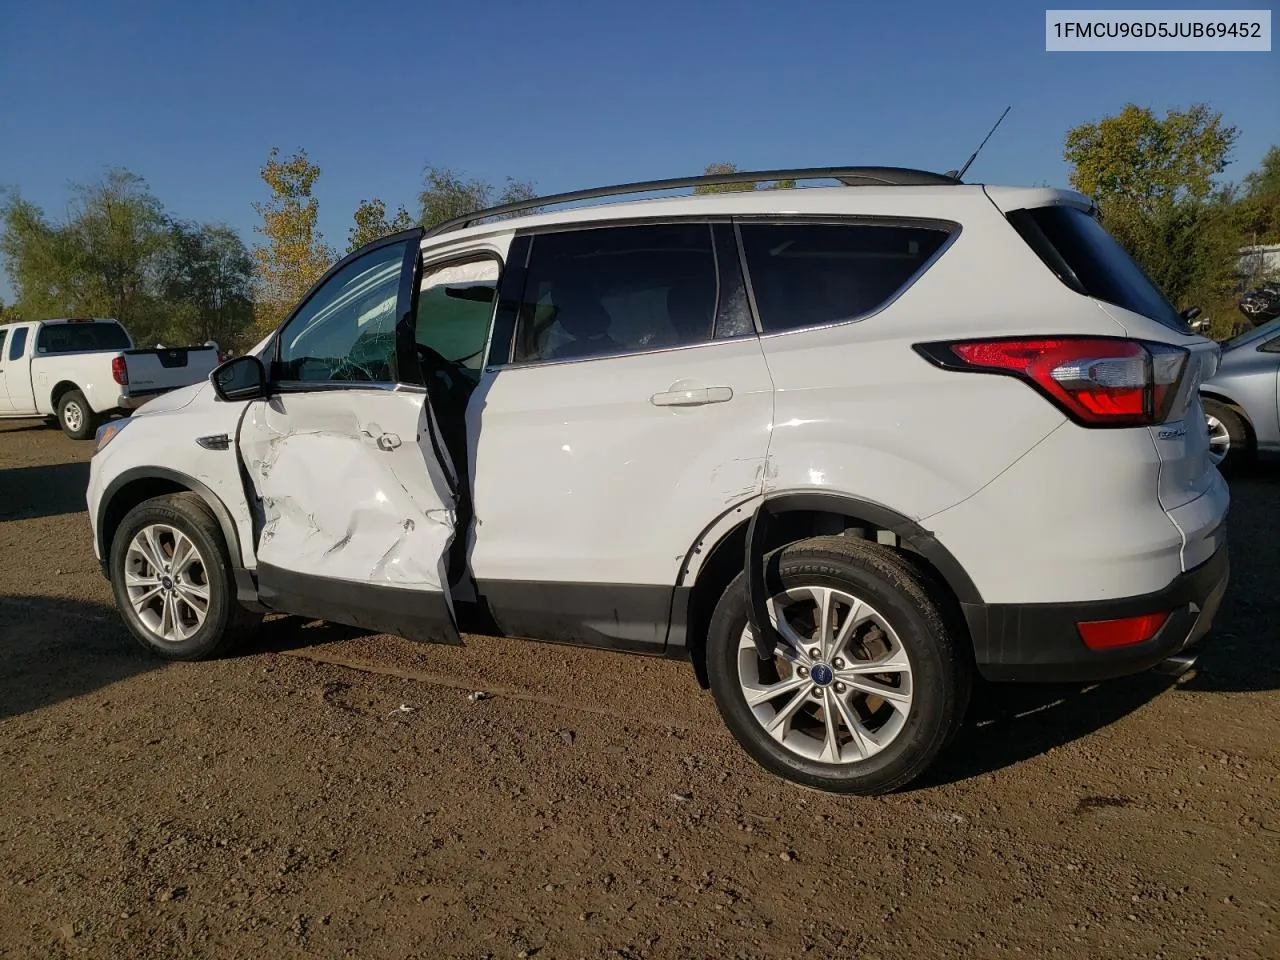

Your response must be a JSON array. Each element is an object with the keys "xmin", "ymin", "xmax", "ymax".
[{"xmin": 277, "ymin": 240, "xmax": 407, "ymax": 383}]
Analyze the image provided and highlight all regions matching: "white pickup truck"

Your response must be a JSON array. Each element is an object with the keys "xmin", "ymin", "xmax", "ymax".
[{"xmin": 0, "ymin": 317, "xmax": 221, "ymax": 439}]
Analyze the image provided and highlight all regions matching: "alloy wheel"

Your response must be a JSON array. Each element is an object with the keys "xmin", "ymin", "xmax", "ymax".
[
  {"xmin": 124, "ymin": 524, "xmax": 211, "ymax": 643},
  {"xmin": 737, "ymin": 585, "xmax": 914, "ymax": 764}
]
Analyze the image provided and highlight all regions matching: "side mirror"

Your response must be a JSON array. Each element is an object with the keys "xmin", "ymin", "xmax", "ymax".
[
  {"xmin": 211, "ymin": 355, "xmax": 268, "ymax": 402},
  {"xmin": 1181, "ymin": 306, "xmax": 1202, "ymax": 322}
]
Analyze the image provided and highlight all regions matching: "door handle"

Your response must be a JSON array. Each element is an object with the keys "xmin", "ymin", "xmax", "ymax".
[
  {"xmin": 376, "ymin": 433, "xmax": 402, "ymax": 451},
  {"xmin": 651, "ymin": 386, "xmax": 733, "ymax": 407}
]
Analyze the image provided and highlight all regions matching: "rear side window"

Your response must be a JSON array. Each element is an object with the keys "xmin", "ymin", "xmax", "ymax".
[
  {"xmin": 512, "ymin": 223, "xmax": 719, "ymax": 364},
  {"xmin": 1007, "ymin": 205, "xmax": 1187, "ymax": 332},
  {"xmin": 738, "ymin": 222, "xmax": 953, "ymax": 333},
  {"xmin": 35, "ymin": 321, "xmax": 130, "ymax": 353},
  {"xmin": 9, "ymin": 327, "xmax": 28, "ymax": 360},
  {"xmin": 0, "ymin": 330, "xmax": 7, "ymax": 357}
]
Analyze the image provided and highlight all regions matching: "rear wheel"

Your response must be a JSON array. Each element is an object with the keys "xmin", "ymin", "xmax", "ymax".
[
  {"xmin": 1203, "ymin": 398, "xmax": 1248, "ymax": 470},
  {"xmin": 109, "ymin": 492, "xmax": 255, "ymax": 660},
  {"xmin": 706, "ymin": 536, "xmax": 971, "ymax": 795},
  {"xmin": 56, "ymin": 389, "xmax": 98, "ymax": 440}
]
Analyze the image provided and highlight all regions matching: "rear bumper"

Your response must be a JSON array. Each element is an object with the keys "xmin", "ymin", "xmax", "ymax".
[
  {"xmin": 965, "ymin": 543, "xmax": 1229, "ymax": 682},
  {"xmin": 117, "ymin": 388, "xmax": 169, "ymax": 410}
]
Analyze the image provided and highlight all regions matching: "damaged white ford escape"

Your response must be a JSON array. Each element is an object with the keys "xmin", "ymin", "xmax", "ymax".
[{"xmin": 87, "ymin": 166, "xmax": 1230, "ymax": 795}]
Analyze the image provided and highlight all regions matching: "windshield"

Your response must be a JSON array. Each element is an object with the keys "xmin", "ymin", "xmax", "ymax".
[{"xmin": 36, "ymin": 321, "xmax": 131, "ymax": 353}]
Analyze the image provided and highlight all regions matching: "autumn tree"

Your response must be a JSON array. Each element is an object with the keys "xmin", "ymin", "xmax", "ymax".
[
  {"xmin": 692, "ymin": 162, "xmax": 797, "ymax": 194},
  {"xmin": 692, "ymin": 162, "xmax": 758, "ymax": 194},
  {"xmin": 418, "ymin": 166, "xmax": 538, "ymax": 229},
  {"xmin": 1064, "ymin": 104, "xmax": 1241, "ymax": 325},
  {"xmin": 250, "ymin": 147, "xmax": 335, "ymax": 337},
  {"xmin": 348, "ymin": 198, "xmax": 414, "ymax": 252}
]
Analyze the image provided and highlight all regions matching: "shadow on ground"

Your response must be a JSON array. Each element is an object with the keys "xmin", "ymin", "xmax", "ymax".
[
  {"xmin": 917, "ymin": 466, "xmax": 1280, "ymax": 789},
  {"xmin": 252, "ymin": 614, "xmax": 373, "ymax": 652},
  {"xmin": 0, "ymin": 595, "xmax": 156, "ymax": 721},
  {"xmin": 0, "ymin": 461, "xmax": 91, "ymax": 521},
  {"xmin": 0, "ymin": 420, "xmax": 55, "ymax": 434}
]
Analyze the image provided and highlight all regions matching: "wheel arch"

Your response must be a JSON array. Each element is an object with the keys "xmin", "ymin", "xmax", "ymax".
[
  {"xmin": 679, "ymin": 492, "xmax": 981, "ymax": 688},
  {"xmin": 98, "ymin": 467, "xmax": 259, "ymax": 605},
  {"xmin": 50, "ymin": 380, "xmax": 84, "ymax": 410}
]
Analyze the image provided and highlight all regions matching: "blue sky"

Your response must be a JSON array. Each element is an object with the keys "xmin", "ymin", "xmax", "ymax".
[{"xmin": 1, "ymin": 0, "xmax": 1276, "ymax": 281}]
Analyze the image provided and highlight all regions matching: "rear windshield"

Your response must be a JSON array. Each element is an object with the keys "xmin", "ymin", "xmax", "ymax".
[
  {"xmin": 36, "ymin": 321, "xmax": 131, "ymax": 354},
  {"xmin": 1007, "ymin": 204, "xmax": 1187, "ymax": 333}
]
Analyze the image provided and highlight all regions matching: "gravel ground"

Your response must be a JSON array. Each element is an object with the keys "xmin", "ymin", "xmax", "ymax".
[{"xmin": 1, "ymin": 418, "xmax": 1277, "ymax": 959}]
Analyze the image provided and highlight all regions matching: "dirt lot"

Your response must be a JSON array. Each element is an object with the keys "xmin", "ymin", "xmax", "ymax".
[{"xmin": 0, "ymin": 419, "xmax": 1277, "ymax": 960}]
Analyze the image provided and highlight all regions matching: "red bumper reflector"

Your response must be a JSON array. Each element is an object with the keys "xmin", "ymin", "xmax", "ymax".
[{"xmin": 1077, "ymin": 612, "xmax": 1169, "ymax": 650}]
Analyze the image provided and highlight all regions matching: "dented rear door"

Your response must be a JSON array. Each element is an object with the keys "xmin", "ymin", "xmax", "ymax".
[{"xmin": 236, "ymin": 231, "xmax": 462, "ymax": 644}]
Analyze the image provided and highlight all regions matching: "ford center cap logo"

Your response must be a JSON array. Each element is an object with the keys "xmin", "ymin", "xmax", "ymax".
[{"xmin": 811, "ymin": 663, "xmax": 834, "ymax": 686}]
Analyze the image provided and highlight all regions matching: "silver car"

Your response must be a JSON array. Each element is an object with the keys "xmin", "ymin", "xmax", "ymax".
[{"xmin": 1200, "ymin": 315, "xmax": 1280, "ymax": 469}]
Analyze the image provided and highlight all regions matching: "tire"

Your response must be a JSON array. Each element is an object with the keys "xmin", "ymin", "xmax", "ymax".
[
  {"xmin": 706, "ymin": 535, "xmax": 972, "ymax": 796},
  {"xmin": 109, "ymin": 492, "xmax": 255, "ymax": 660},
  {"xmin": 56, "ymin": 389, "xmax": 98, "ymax": 440},
  {"xmin": 1203, "ymin": 398, "xmax": 1249, "ymax": 472}
]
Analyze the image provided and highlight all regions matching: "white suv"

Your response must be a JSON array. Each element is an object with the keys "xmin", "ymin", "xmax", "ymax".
[{"xmin": 86, "ymin": 166, "xmax": 1230, "ymax": 795}]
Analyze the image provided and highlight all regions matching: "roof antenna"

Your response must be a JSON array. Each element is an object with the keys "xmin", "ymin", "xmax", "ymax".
[{"xmin": 945, "ymin": 105, "xmax": 1011, "ymax": 181}]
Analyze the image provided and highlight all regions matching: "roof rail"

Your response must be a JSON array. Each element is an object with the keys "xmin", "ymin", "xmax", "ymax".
[{"xmin": 423, "ymin": 165, "xmax": 962, "ymax": 237}]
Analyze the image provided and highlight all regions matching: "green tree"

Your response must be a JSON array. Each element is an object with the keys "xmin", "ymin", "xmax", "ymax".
[
  {"xmin": 1064, "ymin": 103, "xmax": 1239, "ymax": 209},
  {"xmin": 70, "ymin": 169, "xmax": 170, "ymax": 328},
  {"xmin": 156, "ymin": 221, "xmax": 255, "ymax": 346},
  {"xmin": 417, "ymin": 166, "xmax": 538, "ymax": 229},
  {"xmin": 1, "ymin": 170, "xmax": 171, "ymax": 338},
  {"xmin": 1063, "ymin": 104, "xmax": 1242, "ymax": 329},
  {"xmin": 348, "ymin": 198, "xmax": 414, "ymax": 252},
  {"xmin": 250, "ymin": 147, "xmax": 335, "ymax": 337},
  {"xmin": 1235, "ymin": 145, "xmax": 1280, "ymax": 247}
]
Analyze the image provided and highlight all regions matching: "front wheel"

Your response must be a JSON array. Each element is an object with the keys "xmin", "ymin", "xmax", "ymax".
[
  {"xmin": 706, "ymin": 536, "xmax": 971, "ymax": 796},
  {"xmin": 109, "ymin": 492, "xmax": 254, "ymax": 660},
  {"xmin": 57, "ymin": 389, "xmax": 98, "ymax": 440}
]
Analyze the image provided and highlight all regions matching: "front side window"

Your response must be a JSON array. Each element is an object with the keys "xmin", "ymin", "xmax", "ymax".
[
  {"xmin": 512, "ymin": 223, "xmax": 719, "ymax": 363},
  {"xmin": 416, "ymin": 258, "xmax": 500, "ymax": 372},
  {"xmin": 738, "ymin": 222, "xmax": 954, "ymax": 333},
  {"xmin": 0, "ymin": 330, "xmax": 8, "ymax": 358},
  {"xmin": 9, "ymin": 327, "xmax": 28, "ymax": 361},
  {"xmin": 276, "ymin": 239, "xmax": 409, "ymax": 383}
]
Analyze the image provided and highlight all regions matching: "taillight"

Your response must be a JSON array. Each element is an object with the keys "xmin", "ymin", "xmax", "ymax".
[
  {"xmin": 111, "ymin": 355, "xmax": 128, "ymax": 385},
  {"xmin": 1077, "ymin": 612, "xmax": 1168, "ymax": 650},
  {"xmin": 914, "ymin": 337, "xmax": 1189, "ymax": 427}
]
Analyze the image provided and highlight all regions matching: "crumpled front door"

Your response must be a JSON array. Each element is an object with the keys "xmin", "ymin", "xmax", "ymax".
[{"xmin": 237, "ymin": 386, "xmax": 461, "ymax": 644}]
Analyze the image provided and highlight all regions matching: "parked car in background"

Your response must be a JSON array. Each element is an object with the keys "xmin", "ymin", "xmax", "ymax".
[
  {"xmin": 1200, "ymin": 314, "xmax": 1280, "ymax": 469},
  {"xmin": 1238, "ymin": 283, "xmax": 1280, "ymax": 328},
  {"xmin": 87, "ymin": 165, "xmax": 1229, "ymax": 796},
  {"xmin": 0, "ymin": 318, "xmax": 221, "ymax": 439}
]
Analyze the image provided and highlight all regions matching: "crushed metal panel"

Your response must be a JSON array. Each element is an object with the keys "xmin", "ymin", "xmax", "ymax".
[{"xmin": 245, "ymin": 393, "xmax": 457, "ymax": 599}]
